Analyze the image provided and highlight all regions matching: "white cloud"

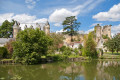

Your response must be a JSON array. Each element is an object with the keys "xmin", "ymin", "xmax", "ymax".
[
  {"xmin": 72, "ymin": 0, "xmax": 105, "ymax": 13},
  {"xmin": 54, "ymin": 23, "xmax": 61, "ymax": 27},
  {"xmin": 49, "ymin": 0, "xmax": 105, "ymax": 27},
  {"xmin": 0, "ymin": 13, "xmax": 14, "ymax": 24},
  {"xmin": 78, "ymin": 31, "xmax": 85, "ymax": 34},
  {"xmin": 69, "ymin": 0, "xmax": 77, "ymax": 3},
  {"xmin": 12, "ymin": 14, "xmax": 36, "ymax": 23},
  {"xmin": 49, "ymin": 8, "xmax": 79, "ymax": 23},
  {"xmin": 90, "ymin": 23, "xmax": 102, "ymax": 27},
  {"xmin": 111, "ymin": 24, "xmax": 120, "ymax": 35},
  {"xmin": 25, "ymin": 0, "xmax": 37, "ymax": 9},
  {"xmin": 56, "ymin": 29, "xmax": 67, "ymax": 33},
  {"xmin": 93, "ymin": 3, "xmax": 120, "ymax": 21},
  {"xmin": 0, "ymin": 13, "xmax": 47, "ymax": 30},
  {"xmin": 85, "ymin": 28, "xmax": 94, "ymax": 34}
]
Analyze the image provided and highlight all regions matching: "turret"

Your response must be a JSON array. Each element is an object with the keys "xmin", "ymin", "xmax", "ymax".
[
  {"xmin": 103, "ymin": 25, "xmax": 111, "ymax": 38},
  {"xmin": 13, "ymin": 21, "xmax": 21, "ymax": 39},
  {"xmin": 44, "ymin": 20, "xmax": 50, "ymax": 34},
  {"xmin": 24, "ymin": 25, "xmax": 27, "ymax": 29},
  {"xmin": 36, "ymin": 23, "xmax": 41, "ymax": 30},
  {"xmin": 95, "ymin": 24, "xmax": 102, "ymax": 38},
  {"xmin": 30, "ymin": 25, "xmax": 34, "ymax": 29}
]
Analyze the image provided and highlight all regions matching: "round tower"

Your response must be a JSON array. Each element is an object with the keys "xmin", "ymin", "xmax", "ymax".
[
  {"xmin": 95, "ymin": 24, "xmax": 102, "ymax": 43},
  {"xmin": 44, "ymin": 20, "xmax": 50, "ymax": 34},
  {"xmin": 13, "ymin": 21, "xmax": 21, "ymax": 39},
  {"xmin": 95, "ymin": 24, "xmax": 102, "ymax": 38},
  {"xmin": 24, "ymin": 25, "xmax": 27, "ymax": 29}
]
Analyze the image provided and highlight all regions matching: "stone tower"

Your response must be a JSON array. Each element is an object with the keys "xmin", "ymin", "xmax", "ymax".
[
  {"xmin": 24, "ymin": 25, "xmax": 27, "ymax": 29},
  {"xmin": 95, "ymin": 24, "xmax": 102, "ymax": 43},
  {"xmin": 103, "ymin": 25, "xmax": 111, "ymax": 38},
  {"xmin": 36, "ymin": 23, "xmax": 41, "ymax": 30},
  {"xmin": 44, "ymin": 21, "xmax": 50, "ymax": 34},
  {"xmin": 13, "ymin": 21, "xmax": 21, "ymax": 39},
  {"xmin": 30, "ymin": 25, "xmax": 34, "ymax": 29}
]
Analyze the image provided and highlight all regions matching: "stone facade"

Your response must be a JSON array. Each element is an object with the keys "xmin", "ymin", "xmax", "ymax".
[
  {"xmin": 13, "ymin": 21, "xmax": 50, "ymax": 39},
  {"xmin": 0, "ymin": 21, "xmax": 50, "ymax": 47},
  {"xmin": 95, "ymin": 24, "xmax": 111, "ymax": 51}
]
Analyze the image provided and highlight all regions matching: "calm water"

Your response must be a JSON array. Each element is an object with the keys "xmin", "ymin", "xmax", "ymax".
[{"xmin": 0, "ymin": 60, "xmax": 120, "ymax": 80}]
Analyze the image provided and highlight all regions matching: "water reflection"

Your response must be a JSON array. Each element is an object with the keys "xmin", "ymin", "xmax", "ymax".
[{"xmin": 0, "ymin": 60, "xmax": 120, "ymax": 80}]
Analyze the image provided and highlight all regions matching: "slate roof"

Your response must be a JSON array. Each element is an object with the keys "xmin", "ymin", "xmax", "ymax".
[{"xmin": 0, "ymin": 38, "xmax": 13, "ymax": 44}]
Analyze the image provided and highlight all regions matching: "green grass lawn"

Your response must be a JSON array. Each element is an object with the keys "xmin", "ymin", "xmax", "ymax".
[{"xmin": 101, "ymin": 52, "xmax": 120, "ymax": 59}]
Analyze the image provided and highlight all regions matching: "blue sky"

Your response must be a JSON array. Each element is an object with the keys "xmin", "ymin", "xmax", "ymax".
[{"xmin": 0, "ymin": 0, "xmax": 120, "ymax": 35}]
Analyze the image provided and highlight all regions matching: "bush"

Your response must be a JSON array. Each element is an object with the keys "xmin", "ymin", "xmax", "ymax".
[
  {"xmin": 22, "ymin": 52, "xmax": 40, "ymax": 65},
  {"xmin": 74, "ymin": 48, "xmax": 79, "ymax": 55},
  {"xmin": 0, "ymin": 47, "xmax": 8, "ymax": 58},
  {"xmin": 60, "ymin": 46, "xmax": 66, "ymax": 52},
  {"xmin": 63, "ymin": 47, "xmax": 72, "ymax": 56},
  {"xmin": 12, "ymin": 28, "xmax": 53, "ymax": 64},
  {"xmin": 53, "ymin": 54, "xmax": 67, "ymax": 61}
]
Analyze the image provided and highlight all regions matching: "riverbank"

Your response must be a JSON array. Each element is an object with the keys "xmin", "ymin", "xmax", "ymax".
[
  {"xmin": 0, "ymin": 52, "xmax": 120, "ymax": 64},
  {"xmin": 99, "ymin": 52, "xmax": 120, "ymax": 59}
]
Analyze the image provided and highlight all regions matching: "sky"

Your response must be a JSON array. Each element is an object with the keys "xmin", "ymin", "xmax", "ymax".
[{"xmin": 0, "ymin": 0, "xmax": 120, "ymax": 35}]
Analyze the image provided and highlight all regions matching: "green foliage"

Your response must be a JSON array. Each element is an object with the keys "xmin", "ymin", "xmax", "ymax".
[
  {"xmin": 22, "ymin": 52, "xmax": 40, "ymax": 65},
  {"xmin": 83, "ymin": 32, "xmax": 98, "ymax": 58},
  {"xmin": 12, "ymin": 28, "xmax": 53, "ymax": 64},
  {"xmin": 102, "ymin": 34, "xmax": 109, "ymax": 39},
  {"xmin": 62, "ymin": 16, "xmax": 81, "ymax": 42},
  {"xmin": 0, "ymin": 47, "xmax": 8, "ymax": 58},
  {"xmin": 52, "ymin": 54, "xmax": 67, "ymax": 61},
  {"xmin": 48, "ymin": 33, "xmax": 64, "ymax": 54},
  {"xmin": 114, "ymin": 35, "xmax": 120, "ymax": 53},
  {"xmin": 63, "ymin": 47, "xmax": 72, "ymax": 56},
  {"xmin": 78, "ymin": 44, "xmax": 83, "ymax": 49},
  {"xmin": 0, "ymin": 20, "xmax": 15, "ymax": 38},
  {"xmin": 104, "ymin": 38, "xmax": 115, "ymax": 54},
  {"xmin": 104, "ymin": 35, "xmax": 120, "ymax": 54},
  {"xmin": 5, "ymin": 39, "xmax": 14, "ymax": 58},
  {"xmin": 74, "ymin": 48, "xmax": 79, "ymax": 55},
  {"xmin": 60, "ymin": 46, "xmax": 66, "ymax": 52}
]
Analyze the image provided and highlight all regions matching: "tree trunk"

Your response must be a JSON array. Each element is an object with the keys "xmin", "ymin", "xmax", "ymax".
[
  {"xmin": 112, "ymin": 49, "xmax": 113, "ymax": 54},
  {"xmin": 71, "ymin": 35, "xmax": 73, "ymax": 42}
]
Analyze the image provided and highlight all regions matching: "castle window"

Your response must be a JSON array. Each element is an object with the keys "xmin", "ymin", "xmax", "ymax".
[{"xmin": 108, "ymin": 29, "xmax": 110, "ymax": 31}]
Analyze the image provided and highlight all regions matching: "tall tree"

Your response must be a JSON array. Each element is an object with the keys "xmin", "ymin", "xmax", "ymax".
[
  {"xmin": 84, "ymin": 32, "xmax": 97, "ymax": 58},
  {"xmin": 0, "ymin": 20, "xmax": 15, "ymax": 38},
  {"xmin": 113, "ymin": 35, "xmax": 120, "ymax": 53},
  {"xmin": 104, "ymin": 38, "xmax": 116, "ymax": 54},
  {"xmin": 62, "ymin": 16, "xmax": 80, "ymax": 42}
]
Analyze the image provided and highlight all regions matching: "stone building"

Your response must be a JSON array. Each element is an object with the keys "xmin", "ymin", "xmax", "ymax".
[
  {"xmin": 13, "ymin": 21, "xmax": 50, "ymax": 39},
  {"xmin": 0, "ymin": 21, "xmax": 50, "ymax": 47},
  {"xmin": 63, "ymin": 24, "xmax": 111, "ymax": 50},
  {"xmin": 95, "ymin": 24, "xmax": 111, "ymax": 51}
]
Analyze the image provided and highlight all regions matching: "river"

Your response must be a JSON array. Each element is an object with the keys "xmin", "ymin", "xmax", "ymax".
[{"xmin": 0, "ymin": 59, "xmax": 120, "ymax": 80}]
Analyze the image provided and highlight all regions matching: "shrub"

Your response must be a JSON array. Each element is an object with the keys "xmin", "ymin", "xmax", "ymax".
[
  {"xmin": 12, "ymin": 28, "xmax": 53, "ymax": 64},
  {"xmin": 53, "ymin": 54, "xmax": 67, "ymax": 61},
  {"xmin": 74, "ymin": 48, "xmax": 79, "ymax": 55},
  {"xmin": 22, "ymin": 52, "xmax": 40, "ymax": 65},
  {"xmin": 60, "ymin": 46, "xmax": 66, "ymax": 52},
  {"xmin": 5, "ymin": 39, "xmax": 14, "ymax": 58},
  {"xmin": 63, "ymin": 47, "xmax": 72, "ymax": 56},
  {"xmin": 0, "ymin": 47, "xmax": 8, "ymax": 58}
]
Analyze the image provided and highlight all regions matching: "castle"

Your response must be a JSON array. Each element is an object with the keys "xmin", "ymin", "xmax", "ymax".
[
  {"xmin": 0, "ymin": 21, "xmax": 50, "ymax": 47},
  {"xmin": 13, "ymin": 21, "xmax": 50, "ymax": 39},
  {"xmin": 63, "ymin": 24, "xmax": 111, "ymax": 51},
  {"xmin": 95, "ymin": 24, "xmax": 111, "ymax": 51}
]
